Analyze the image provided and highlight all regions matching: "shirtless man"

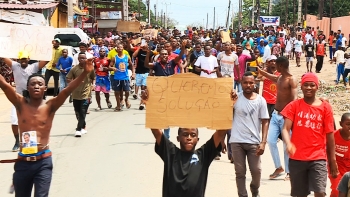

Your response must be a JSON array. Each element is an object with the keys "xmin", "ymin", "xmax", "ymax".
[
  {"xmin": 258, "ymin": 56, "xmax": 298, "ymax": 180},
  {"xmin": 1, "ymin": 51, "xmax": 48, "ymax": 151},
  {"xmin": 0, "ymin": 58, "xmax": 94, "ymax": 196}
]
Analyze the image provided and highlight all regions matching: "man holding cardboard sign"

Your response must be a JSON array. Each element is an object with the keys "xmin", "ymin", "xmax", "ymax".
[{"xmin": 142, "ymin": 88, "xmax": 236, "ymax": 197}]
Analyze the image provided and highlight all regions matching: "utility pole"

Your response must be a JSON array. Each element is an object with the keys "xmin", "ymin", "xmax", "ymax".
[
  {"xmin": 91, "ymin": 0, "xmax": 95, "ymax": 32},
  {"xmin": 162, "ymin": 2, "xmax": 171, "ymax": 29},
  {"xmin": 154, "ymin": 4, "xmax": 157, "ymax": 23},
  {"xmin": 67, "ymin": 0, "xmax": 74, "ymax": 28},
  {"xmin": 163, "ymin": 13, "xmax": 166, "ymax": 28},
  {"xmin": 161, "ymin": 9, "xmax": 163, "ymax": 27},
  {"xmin": 232, "ymin": 3, "xmax": 234, "ymax": 30},
  {"xmin": 239, "ymin": 0, "xmax": 242, "ymax": 29},
  {"xmin": 213, "ymin": 7, "xmax": 216, "ymax": 29},
  {"xmin": 304, "ymin": 0, "xmax": 307, "ymax": 26},
  {"xmin": 256, "ymin": 0, "xmax": 260, "ymax": 23},
  {"xmin": 285, "ymin": 0, "xmax": 288, "ymax": 25},
  {"xmin": 252, "ymin": 0, "xmax": 255, "ymax": 26},
  {"xmin": 146, "ymin": 0, "xmax": 150, "ymax": 24},
  {"xmin": 318, "ymin": 0, "xmax": 324, "ymax": 20},
  {"xmin": 122, "ymin": 0, "xmax": 128, "ymax": 21},
  {"xmin": 297, "ymin": 0, "xmax": 302, "ymax": 24},
  {"xmin": 138, "ymin": 0, "xmax": 141, "ymax": 20},
  {"xmin": 206, "ymin": 13, "xmax": 208, "ymax": 30},
  {"xmin": 226, "ymin": 0, "xmax": 231, "ymax": 29},
  {"xmin": 268, "ymin": 0, "xmax": 272, "ymax": 15},
  {"xmin": 293, "ymin": 0, "xmax": 295, "ymax": 25},
  {"xmin": 329, "ymin": 0, "xmax": 332, "ymax": 32}
]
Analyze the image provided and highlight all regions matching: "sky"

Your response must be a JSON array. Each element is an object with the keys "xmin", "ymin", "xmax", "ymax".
[{"xmin": 153, "ymin": 0, "xmax": 240, "ymax": 30}]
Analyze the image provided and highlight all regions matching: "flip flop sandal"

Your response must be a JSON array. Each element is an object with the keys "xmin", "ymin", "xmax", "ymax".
[
  {"xmin": 269, "ymin": 171, "xmax": 283, "ymax": 179},
  {"xmin": 106, "ymin": 100, "xmax": 112, "ymax": 109},
  {"xmin": 126, "ymin": 101, "xmax": 131, "ymax": 109},
  {"xmin": 121, "ymin": 102, "xmax": 125, "ymax": 108},
  {"xmin": 114, "ymin": 107, "xmax": 122, "ymax": 112},
  {"xmin": 284, "ymin": 174, "xmax": 290, "ymax": 181},
  {"xmin": 95, "ymin": 108, "xmax": 102, "ymax": 111}
]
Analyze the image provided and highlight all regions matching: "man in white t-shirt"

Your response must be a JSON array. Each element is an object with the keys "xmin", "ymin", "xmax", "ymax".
[
  {"xmin": 217, "ymin": 42, "xmax": 239, "ymax": 79},
  {"xmin": 341, "ymin": 33, "xmax": 347, "ymax": 48},
  {"xmin": 342, "ymin": 53, "xmax": 350, "ymax": 86},
  {"xmin": 72, "ymin": 42, "xmax": 94, "ymax": 66},
  {"xmin": 333, "ymin": 47, "xmax": 346, "ymax": 84},
  {"xmin": 229, "ymin": 72, "xmax": 269, "ymax": 197},
  {"xmin": 194, "ymin": 45, "xmax": 218, "ymax": 78},
  {"xmin": 1, "ymin": 51, "xmax": 48, "ymax": 151},
  {"xmin": 294, "ymin": 35, "xmax": 304, "ymax": 67},
  {"xmin": 305, "ymin": 30, "xmax": 313, "ymax": 45}
]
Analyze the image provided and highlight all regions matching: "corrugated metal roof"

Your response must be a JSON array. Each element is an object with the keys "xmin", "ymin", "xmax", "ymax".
[{"xmin": 0, "ymin": 3, "xmax": 58, "ymax": 9}]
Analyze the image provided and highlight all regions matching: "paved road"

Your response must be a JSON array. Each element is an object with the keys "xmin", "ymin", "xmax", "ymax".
[{"xmin": 0, "ymin": 92, "xmax": 330, "ymax": 197}]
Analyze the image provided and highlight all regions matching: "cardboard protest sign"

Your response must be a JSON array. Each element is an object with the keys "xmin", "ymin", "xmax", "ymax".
[
  {"xmin": 145, "ymin": 73, "xmax": 233, "ymax": 130},
  {"xmin": 143, "ymin": 29, "xmax": 158, "ymax": 38},
  {"xmin": 116, "ymin": 21, "xmax": 140, "ymax": 33},
  {"xmin": 0, "ymin": 23, "xmax": 55, "ymax": 61},
  {"xmin": 220, "ymin": 31, "xmax": 231, "ymax": 42},
  {"xmin": 132, "ymin": 37, "xmax": 141, "ymax": 45}
]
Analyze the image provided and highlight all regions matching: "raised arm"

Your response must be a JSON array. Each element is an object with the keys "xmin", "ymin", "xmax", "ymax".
[
  {"xmin": 38, "ymin": 61, "xmax": 49, "ymax": 69},
  {"xmin": 213, "ymin": 130, "xmax": 228, "ymax": 148},
  {"xmin": 151, "ymin": 129, "xmax": 163, "ymax": 145},
  {"xmin": 144, "ymin": 50, "xmax": 155, "ymax": 69},
  {"xmin": 174, "ymin": 40, "xmax": 187, "ymax": 64},
  {"xmin": 49, "ymin": 59, "xmax": 94, "ymax": 112},
  {"xmin": 257, "ymin": 67, "xmax": 279, "ymax": 82},
  {"xmin": 1, "ymin": 58, "xmax": 13, "ymax": 68},
  {"xmin": 0, "ymin": 74, "xmax": 22, "ymax": 107},
  {"xmin": 132, "ymin": 47, "xmax": 140, "ymax": 59}
]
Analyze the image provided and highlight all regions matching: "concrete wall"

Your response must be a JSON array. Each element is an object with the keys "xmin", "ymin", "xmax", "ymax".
[{"xmin": 306, "ymin": 14, "xmax": 350, "ymax": 40}]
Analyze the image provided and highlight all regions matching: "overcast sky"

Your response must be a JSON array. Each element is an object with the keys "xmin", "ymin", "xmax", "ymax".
[{"xmin": 153, "ymin": 0, "xmax": 240, "ymax": 30}]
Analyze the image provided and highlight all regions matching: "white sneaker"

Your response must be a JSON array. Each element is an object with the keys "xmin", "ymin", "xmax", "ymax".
[
  {"xmin": 81, "ymin": 129, "xmax": 87, "ymax": 134},
  {"xmin": 75, "ymin": 131, "xmax": 82, "ymax": 137}
]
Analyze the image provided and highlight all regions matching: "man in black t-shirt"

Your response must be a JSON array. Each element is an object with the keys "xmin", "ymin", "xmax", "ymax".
[
  {"xmin": 142, "ymin": 91, "xmax": 236, "ymax": 197},
  {"xmin": 304, "ymin": 39, "xmax": 315, "ymax": 73},
  {"xmin": 152, "ymin": 128, "xmax": 227, "ymax": 197},
  {"xmin": 132, "ymin": 45, "xmax": 154, "ymax": 110}
]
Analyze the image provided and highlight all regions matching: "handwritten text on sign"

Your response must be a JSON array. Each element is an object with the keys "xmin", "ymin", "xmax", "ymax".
[
  {"xmin": 146, "ymin": 73, "xmax": 233, "ymax": 130},
  {"xmin": 0, "ymin": 23, "xmax": 55, "ymax": 61}
]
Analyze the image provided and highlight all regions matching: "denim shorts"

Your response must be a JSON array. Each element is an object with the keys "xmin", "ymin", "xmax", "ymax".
[
  {"xmin": 135, "ymin": 73, "xmax": 149, "ymax": 87},
  {"xmin": 112, "ymin": 80, "xmax": 130, "ymax": 91}
]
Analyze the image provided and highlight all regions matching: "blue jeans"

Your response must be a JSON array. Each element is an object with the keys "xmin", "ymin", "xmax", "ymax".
[
  {"xmin": 13, "ymin": 157, "xmax": 53, "ymax": 197},
  {"xmin": 164, "ymin": 128, "xmax": 170, "ymax": 139},
  {"xmin": 336, "ymin": 63, "xmax": 345, "ymax": 83},
  {"xmin": 329, "ymin": 46, "xmax": 333, "ymax": 59},
  {"xmin": 234, "ymin": 81, "xmax": 242, "ymax": 93},
  {"xmin": 267, "ymin": 111, "xmax": 289, "ymax": 173},
  {"xmin": 59, "ymin": 73, "xmax": 68, "ymax": 92}
]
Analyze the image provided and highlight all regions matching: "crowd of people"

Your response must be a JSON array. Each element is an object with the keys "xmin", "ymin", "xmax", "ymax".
[{"xmin": 0, "ymin": 23, "xmax": 350, "ymax": 197}]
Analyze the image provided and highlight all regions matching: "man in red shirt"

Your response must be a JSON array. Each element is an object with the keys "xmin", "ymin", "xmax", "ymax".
[
  {"xmin": 329, "ymin": 113, "xmax": 350, "ymax": 197},
  {"xmin": 94, "ymin": 48, "xmax": 112, "ymax": 110},
  {"xmin": 281, "ymin": 73, "xmax": 338, "ymax": 197},
  {"xmin": 315, "ymin": 39, "xmax": 327, "ymax": 73}
]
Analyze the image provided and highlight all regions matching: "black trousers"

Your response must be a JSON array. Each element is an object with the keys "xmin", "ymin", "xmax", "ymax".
[
  {"xmin": 315, "ymin": 55, "xmax": 324, "ymax": 72},
  {"xmin": 44, "ymin": 69, "xmax": 59, "ymax": 96},
  {"xmin": 73, "ymin": 99, "xmax": 90, "ymax": 131},
  {"xmin": 13, "ymin": 157, "xmax": 53, "ymax": 197}
]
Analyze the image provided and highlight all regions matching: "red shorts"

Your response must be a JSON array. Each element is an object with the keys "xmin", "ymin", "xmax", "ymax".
[{"xmin": 95, "ymin": 85, "xmax": 109, "ymax": 93}]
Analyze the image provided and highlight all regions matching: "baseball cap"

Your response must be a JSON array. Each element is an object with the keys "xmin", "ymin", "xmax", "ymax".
[
  {"xmin": 53, "ymin": 38, "xmax": 61, "ymax": 43},
  {"xmin": 18, "ymin": 50, "xmax": 29, "ymax": 59},
  {"xmin": 268, "ymin": 55, "xmax": 277, "ymax": 61}
]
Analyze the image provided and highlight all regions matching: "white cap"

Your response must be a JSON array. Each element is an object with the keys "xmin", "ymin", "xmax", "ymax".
[{"xmin": 268, "ymin": 55, "xmax": 277, "ymax": 61}]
